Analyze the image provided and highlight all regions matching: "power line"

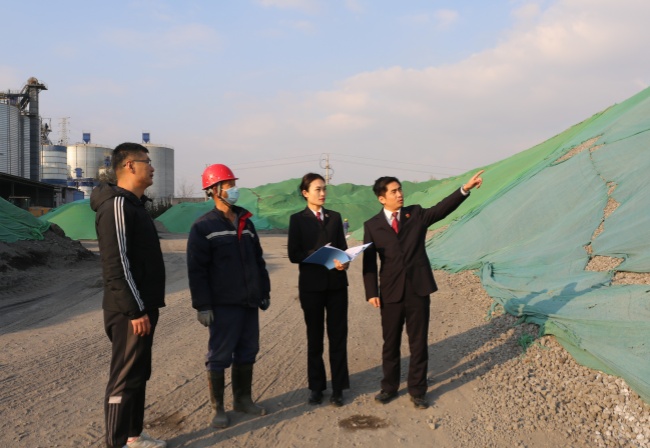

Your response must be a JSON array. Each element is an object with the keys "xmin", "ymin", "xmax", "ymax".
[
  {"xmin": 330, "ymin": 152, "xmax": 469, "ymax": 171},
  {"xmin": 329, "ymin": 158, "xmax": 460, "ymax": 177},
  {"xmin": 230, "ymin": 153, "xmax": 320, "ymax": 167},
  {"xmin": 224, "ymin": 152, "xmax": 463, "ymax": 177},
  {"xmin": 231, "ymin": 159, "xmax": 318, "ymax": 170}
]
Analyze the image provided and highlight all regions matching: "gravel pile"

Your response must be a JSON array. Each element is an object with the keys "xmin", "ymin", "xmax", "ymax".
[
  {"xmin": 435, "ymin": 270, "xmax": 649, "ymax": 447},
  {"xmin": 471, "ymin": 313, "xmax": 649, "ymax": 447},
  {"xmin": 0, "ymin": 224, "xmax": 95, "ymax": 289}
]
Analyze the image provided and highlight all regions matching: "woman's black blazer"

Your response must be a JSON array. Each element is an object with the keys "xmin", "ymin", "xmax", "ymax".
[{"xmin": 288, "ymin": 207, "xmax": 348, "ymax": 292}]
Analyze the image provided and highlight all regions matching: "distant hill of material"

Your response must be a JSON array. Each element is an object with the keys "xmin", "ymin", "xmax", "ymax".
[{"xmin": 155, "ymin": 177, "xmax": 445, "ymax": 234}]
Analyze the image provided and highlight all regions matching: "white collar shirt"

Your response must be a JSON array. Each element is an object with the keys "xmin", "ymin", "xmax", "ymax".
[{"xmin": 383, "ymin": 208, "xmax": 400, "ymax": 226}]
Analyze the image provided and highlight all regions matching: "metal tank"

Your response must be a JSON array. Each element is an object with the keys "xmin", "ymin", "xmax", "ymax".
[
  {"xmin": 22, "ymin": 115, "xmax": 31, "ymax": 178},
  {"xmin": 67, "ymin": 177, "xmax": 96, "ymax": 199},
  {"xmin": 0, "ymin": 102, "xmax": 23, "ymax": 176},
  {"xmin": 66, "ymin": 139, "xmax": 112, "ymax": 181},
  {"xmin": 41, "ymin": 144, "xmax": 68, "ymax": 185},
  {"xmin": 143, "ymin": 139, "xmax": 174, "ymax": 204},
  {"xmin": 76, "ymin": 179, "xmax": 96, "ymax": 199},
  {"xmin": 67, "ymin": 166, "xmax": 97, "ymax": 199}
]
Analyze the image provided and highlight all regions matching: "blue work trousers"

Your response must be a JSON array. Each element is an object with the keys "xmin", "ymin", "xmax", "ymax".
[{"xmin": 206, "ymin": 305, "xmax": 260, "ymax": 371}]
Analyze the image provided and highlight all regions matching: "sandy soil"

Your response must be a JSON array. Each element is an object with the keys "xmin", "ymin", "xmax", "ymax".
[{"xmin": 1, "ymin": 233, "xmax": 648, "ymax": 448}]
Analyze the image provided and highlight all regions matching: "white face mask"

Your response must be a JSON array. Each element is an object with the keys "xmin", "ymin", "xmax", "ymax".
[{"xmin": 223, "ymin": 186, "xmax": 239, "ymax": 205}]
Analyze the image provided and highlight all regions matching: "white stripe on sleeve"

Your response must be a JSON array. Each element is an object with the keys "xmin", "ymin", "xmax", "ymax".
[{"xmin": 114, "ymin": 197, "xmax": 145, "ymax": 311}]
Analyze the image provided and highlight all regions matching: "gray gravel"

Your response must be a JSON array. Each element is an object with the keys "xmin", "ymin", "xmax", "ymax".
[{"xmin": 437, "ymin": 270, "xmax": 650, "ymax": 448}]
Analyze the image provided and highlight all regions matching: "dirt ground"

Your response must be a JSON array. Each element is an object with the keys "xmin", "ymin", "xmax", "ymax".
[{"xmin": 1, "ymin": 232, "xmax": 648, "ymax": 448}]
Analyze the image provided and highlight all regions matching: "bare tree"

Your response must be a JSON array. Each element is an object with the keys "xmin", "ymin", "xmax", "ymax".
[
  {"xmin": 98, "ymin": 168, "xmax": 116, "ymax": 184},
  {"xmin": 176, "ymin": 178, "xmax": 198, "ymax": 198}
]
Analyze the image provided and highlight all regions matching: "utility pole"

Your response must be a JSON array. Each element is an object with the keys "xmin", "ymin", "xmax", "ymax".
[{"xmin": 320, "ymin": 153, "xmax": 333, "ymax": 184}]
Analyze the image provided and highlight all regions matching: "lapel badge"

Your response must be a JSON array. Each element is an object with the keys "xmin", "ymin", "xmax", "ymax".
[{"xmin": 405, "ymin": 213, "xmax": 410, "ymax": 219}]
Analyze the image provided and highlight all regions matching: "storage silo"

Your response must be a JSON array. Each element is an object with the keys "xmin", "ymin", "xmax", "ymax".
[
  {"xmin": 22, "ymin": 115, "xmax": 31, "ymax": 178},
  {"xmin": 1, "ymin": 77, "xmax": 46, "ymax": 180},
  {"xmin": 67, "ymin": 167, "xmax": 96, "ymax": 199},
  {"xmin": 0, "ymin": 102, "xmax": 23, "ymax": 176},
  {"xmin": 142, "ymin": 134, "xmax": 174, "ymax": 203},
  {"xmin": 41, "ymin": 145, "xmax": 68, "ymax": 185},
  {"xmin": 66, "ymin": 134, "xmax": 112, "ymax": 181},
  {"xmin": 76, "ymin": 179, "xmax": 96, "ymax": 199}
]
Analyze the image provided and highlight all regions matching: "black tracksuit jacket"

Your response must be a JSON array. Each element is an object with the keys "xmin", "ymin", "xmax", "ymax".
[{"xmin": 90, "ymin": 183, "xmax": 166, "ymax": 318}]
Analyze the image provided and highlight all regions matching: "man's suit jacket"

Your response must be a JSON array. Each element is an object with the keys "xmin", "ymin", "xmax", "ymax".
[
  {"xmin": 288, "ymin": 207, "xmax": 348, "ymax": 292},
  {"xmin": 362, "ymin": 189, "xmax": 468, "ymax": 303}
]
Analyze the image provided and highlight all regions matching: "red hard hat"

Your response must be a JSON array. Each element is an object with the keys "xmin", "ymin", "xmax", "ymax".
[{"xmin": 202, "ymin": 164, "xmax": 238, "ymax": 189}]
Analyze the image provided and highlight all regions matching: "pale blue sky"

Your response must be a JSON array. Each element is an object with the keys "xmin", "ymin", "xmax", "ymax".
[{"xmin": 2, "ymin": 0, "xmax": 649, "ymax": 192}]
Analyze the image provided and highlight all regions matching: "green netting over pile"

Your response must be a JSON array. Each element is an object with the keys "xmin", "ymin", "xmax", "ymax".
[
  {"xmin": 39, "ymin": 199, "xmax": 98, "ymax": 240},
  {"xmin": 427, "ymin": 87, "xmax": 650, "ymax": 403},
  {"xmin": 38, "ymin": 179, "xmax": 389, "ymax": 239},
  {"xmin": 156, "ymin": 178, "xmax": 390, "ymax": 234},
  {"xmin": 0, "ymin": 197, "xmax": 50, "ymax": 242},
  {"xmin": 156, "ymin": 190, "xmax": 271, "ymax": 233}
]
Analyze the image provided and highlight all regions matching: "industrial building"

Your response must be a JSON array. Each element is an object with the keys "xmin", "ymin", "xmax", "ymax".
[
  {"xmin": 65, "ymin": 132, "xmax": 175, "ymax": 203},
  {"xmin": 0, "ymin": 77, "xmax": 45, "ymax": 181},
  {"xmin": 1, "ymin": 77, "xmax": 175, "ymax": 210},
  {"xmin": 1, "ymin": 77, "xmax": 71, "ymax": 209},
  {"xmin": 141, "ymin": 132, "xmax": 175, "ymax": 204},
  {"xmin": 65, "ymin": 132, "xmax": 114, "ymax": 199}
]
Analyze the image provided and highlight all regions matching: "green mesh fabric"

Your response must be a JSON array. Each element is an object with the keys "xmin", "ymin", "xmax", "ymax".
[
  {"xmin": 0, "ymin": 197, "xmax": 51, "ymax": 242},
  {"xmin": 156, "ymin": 190, "xmax": 272, "ymax": 232},
  {"xmin": 155, "ymin": 179, "xmax": 383, "ymax": 235},
  {"xmin": 154, "ymin": 201, "xmax": 214, "ymax": 233},
  {"xmin": 39, "ymin": 199, "xmax": 97, "ymax": 240},
  {"xmin": 427, "ymin": 87, "xmax": 650, "ymax": 403}
]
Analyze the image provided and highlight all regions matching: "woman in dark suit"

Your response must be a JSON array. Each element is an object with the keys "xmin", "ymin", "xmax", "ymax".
[{"xmin": 288, "ymin": 173, "xmax": 350, "ymax": 407}]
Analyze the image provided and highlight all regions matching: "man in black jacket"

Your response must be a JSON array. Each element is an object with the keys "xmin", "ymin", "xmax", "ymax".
[
  {"xmin": 187, "ymin": 164, "xmax": 270, "ymax": 429},
  {"xmin": 90, "ymin": 142, "xmax": 167, "ymax": 448}
]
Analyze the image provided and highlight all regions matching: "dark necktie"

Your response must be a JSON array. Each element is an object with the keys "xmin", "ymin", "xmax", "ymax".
[
  {"xmin": 391, "ymin": 212, "xmax": 399, "ymax": 233},
  {"xmin": 316, "ymin": 212, "xmax": 322, "ymax": 223}
]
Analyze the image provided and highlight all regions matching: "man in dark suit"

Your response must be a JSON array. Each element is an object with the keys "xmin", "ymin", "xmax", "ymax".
[{"xmin": 362, "ymin": 171, "xmax": 484, "ymax": 409}]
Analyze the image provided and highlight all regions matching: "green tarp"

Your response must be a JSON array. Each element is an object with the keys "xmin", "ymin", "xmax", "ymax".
[
  {"xmin": 0, "ymin": 197, "xmax": 50, "ymax": 242},
  {"xmin": 37, "ymin": 177, "xmax": 444, "ymax": 240},
  {"xmin": 156, "ymin": 190, "xmax": 272, "ymax": 233},
  {"xmin": 38, "ymin": 199, "xmax": 98, "ymax": 240},
  {"xmin": 427, "ymin": 87, "xmax": 650, "ymax": 403},
  {"xmin": 155, "ymin": 179, "xmax": 392, "ymax": 234}
]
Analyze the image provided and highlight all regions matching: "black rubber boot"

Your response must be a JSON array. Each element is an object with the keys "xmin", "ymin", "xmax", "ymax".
[
  {"xmin": 232, "ymin": 364, "xmax": 267, "ymax": 415},
  {"xmin": 207, "ymin": 370, "xmax": 229, "ymax": 428}
]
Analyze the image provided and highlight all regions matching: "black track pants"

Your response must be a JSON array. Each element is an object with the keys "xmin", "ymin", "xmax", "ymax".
[{"xmin": 103, "ymin": 309, "xmax": 159, "ymax": 448}]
